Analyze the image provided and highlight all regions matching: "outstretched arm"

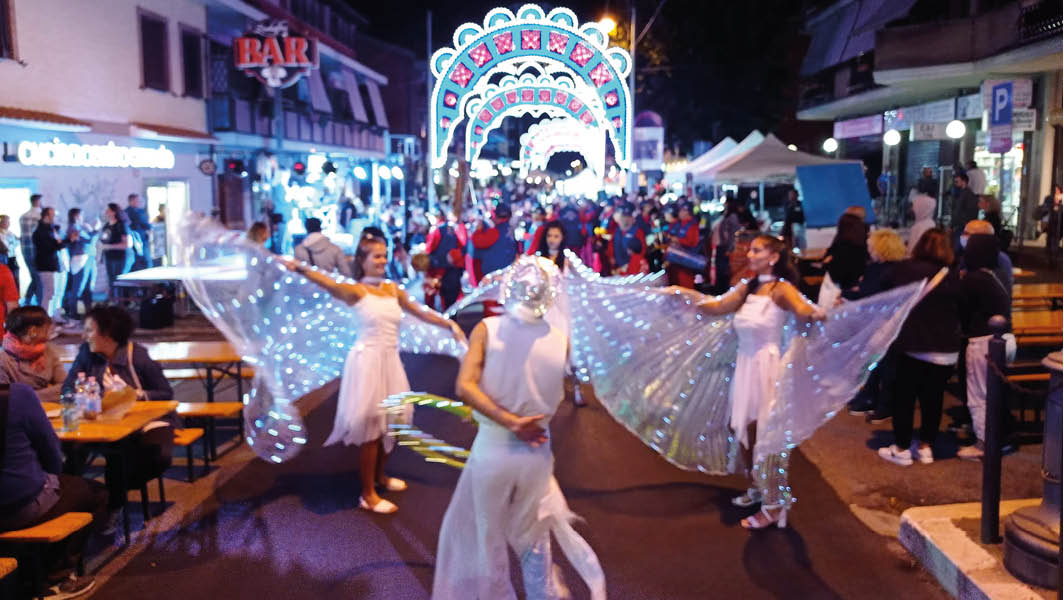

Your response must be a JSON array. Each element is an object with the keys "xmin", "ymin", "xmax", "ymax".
[
  {"xmin": 395, "ymin": 286, "xmax": 466, "ymax": 343},
  {"xmin": 282, "ymin": 257, "xmax": 366, "ymax": 305},
  {"xmin": 456, "ymin": 322, "xmax": 546, "ymax": 447},
  {"xmin": 663, "ymin": 279, "xmax": 749, "ymax": 315},
  {"xmin": 773, "ymin": 281, "xmax": 826, "ymax": 320}
]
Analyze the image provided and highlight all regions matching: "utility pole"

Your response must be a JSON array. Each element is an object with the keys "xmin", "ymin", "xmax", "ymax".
[
  {"xmin": 425, "ymin": 10, "xmax": 436, "ymax": 213},
  {"xmin": 627, "ymin": 0, "xmax": 638, "ymax": 199}
]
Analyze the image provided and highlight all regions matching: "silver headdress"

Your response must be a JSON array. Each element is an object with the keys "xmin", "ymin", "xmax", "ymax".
[{"xmin": 498, "ymin": 256, "xmax": 560, "ymax": 321}]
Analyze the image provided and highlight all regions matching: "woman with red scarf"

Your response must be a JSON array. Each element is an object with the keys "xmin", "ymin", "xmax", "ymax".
[{"xmin": 0, "ymin": 306, "xmax": 66, "ymax": 403}]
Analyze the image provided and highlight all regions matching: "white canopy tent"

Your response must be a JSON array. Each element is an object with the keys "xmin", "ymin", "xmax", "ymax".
[
  {"xmin": 690, "ymin": 130, "xmax": 766, "ymax": 183},
  {"xmin": 699, "ymin": 133, "xmax": 857, "ymax": 184},
  {"xmin": 664, "ymin": 136, "xmax": 738, "ymax": 185}
]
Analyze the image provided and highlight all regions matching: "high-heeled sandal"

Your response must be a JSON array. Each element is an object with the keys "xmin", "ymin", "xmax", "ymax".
[
  {"xmin": 731, "ymin": 487, "xmax": 762, "ymax": 508},
  {"xmin": 741, "ymin": 507, "xmax": 788, "ymax": 530}
]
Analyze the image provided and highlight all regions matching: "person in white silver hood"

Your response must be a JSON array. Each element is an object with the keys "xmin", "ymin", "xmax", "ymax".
[{"xmin": 433, "ymin": 255, "xmax": 605, "ymax": 600}]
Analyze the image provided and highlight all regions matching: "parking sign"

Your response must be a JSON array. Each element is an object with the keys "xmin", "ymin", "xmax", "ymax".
[{"xmin": 990, "ymin": 82, "xmax": 1013, "ymax": 127}]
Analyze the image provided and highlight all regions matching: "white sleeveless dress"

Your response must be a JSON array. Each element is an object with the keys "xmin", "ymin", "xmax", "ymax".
[
  {"xmin": 729, "ymin": 292, "xmax": 787, "ymax": 448},
  {"xmin": 324, "ymin": 290, "xmax": 412, "ymax": 450},
  {"xmin": 433, "ymin": 315, "xmax": 605, "ymax": 600}
]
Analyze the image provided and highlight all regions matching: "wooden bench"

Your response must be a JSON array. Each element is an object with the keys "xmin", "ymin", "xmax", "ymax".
[
  {"xmin": 0, "ymin": 557, "xmax": 15, "ymax": 578},
  {"xmin": 0, "ymin": 513, "xmax": 93, "ymax": 597},
  {"xmin": 173, "ymin": 427, "xmax": 207, "ymax": 482},
  {"xmin": 178, "ymin": 402, "xmax": 243, "ymax": 461},
  {"xmin": 1007, "ymin": 372, "xmax": 1051, "ymax": 384}
]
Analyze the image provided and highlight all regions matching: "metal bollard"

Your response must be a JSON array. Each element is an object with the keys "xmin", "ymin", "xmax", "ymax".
[
  {"xmin": 1003, "ymin": 351, "xmax": 1062, "ymax": 589},
  {"xmin": 980, "ymin": 315, "xmax": 1008, "ymax": 544}
]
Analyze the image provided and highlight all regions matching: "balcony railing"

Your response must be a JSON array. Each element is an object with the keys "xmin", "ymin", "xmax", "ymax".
[
  {"xmin": 208, "ymin": 94, "xmax": 385, "ymax": 154},
  {"xmin": 875, "ymin": 0, "xmax": 1062, "ymax": 71}
]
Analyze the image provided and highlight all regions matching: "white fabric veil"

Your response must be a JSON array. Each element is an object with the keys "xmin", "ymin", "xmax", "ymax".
[{"xmin": 174, "ymin": 216, "xmax": 466, "ymax": 463}]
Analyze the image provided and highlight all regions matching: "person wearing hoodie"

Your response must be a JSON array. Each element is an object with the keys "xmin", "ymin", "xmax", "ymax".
[
  {"xmin": 294, "ymin": 218, "xmax": 353, "ymax": 278},
  {"xmin": 907, "ymin": 194, "xmax": 937, "ymax": 256}
]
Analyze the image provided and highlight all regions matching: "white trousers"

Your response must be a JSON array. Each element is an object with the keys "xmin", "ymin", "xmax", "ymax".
[
  {"xmin": 966, "ymin": 334, "xmax": 1017, "ymax": 442},
  {"xmin": 433, "ymin": 422, "xmax": 605, "ymax": 600},
  {"xmin": 39, "ymin": 271, "xmax": 60, "ymax": 317}
]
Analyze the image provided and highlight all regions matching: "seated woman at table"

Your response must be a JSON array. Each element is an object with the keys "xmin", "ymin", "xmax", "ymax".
[
  {"xmin": 0, "ymin": 382, "xmax": 106, "ymax": 597},
  {"xmin": 0, "ymin": 306, "xmax": 67, "ymax": 403},
  {"xmin": 61, "ymin": 305, "xmax": 173, "ymax": 520},
  {"xmin": 62, "ymin": 305, "xmax": 172, "ymax": 401}
]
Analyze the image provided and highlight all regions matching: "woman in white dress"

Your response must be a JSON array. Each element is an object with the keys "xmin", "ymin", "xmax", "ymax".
[
  {"xmin": 286, "ymin": 236, "xmax": 466, "ymax": 513},
  {"xmin": 667, "ymin": 234, "xmax": 825, "ymax": 529}
]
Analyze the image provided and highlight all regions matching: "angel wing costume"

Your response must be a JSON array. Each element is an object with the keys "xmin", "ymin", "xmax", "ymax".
[{"xmin": 174, "ymin": 216, "xmax": 465, "ymax": 463}]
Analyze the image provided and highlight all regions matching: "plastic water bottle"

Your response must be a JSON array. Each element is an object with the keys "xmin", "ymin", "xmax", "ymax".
[
  {"xmin": 73, "ymin": 372, "xmax": 88, "ymax": 420},
  {"xmin": 86, "ymin": 376, "xmax": 102, "ymax": 417},
  {"xmin": 60, "ymin": 390, "xmax": 79, "ymax": 432}
]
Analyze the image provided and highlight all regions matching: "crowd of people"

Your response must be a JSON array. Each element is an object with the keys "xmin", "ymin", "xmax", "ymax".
[{"xmin": 1, "ymin": 193, "xmax": 162, "ymax": 332}]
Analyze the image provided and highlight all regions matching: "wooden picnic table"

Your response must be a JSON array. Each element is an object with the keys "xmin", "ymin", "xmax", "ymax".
[
  {"xmin": 1012, "ymin": 310, "xmax": 1063, "ymax": 337},
  {"xmin": 56, "ymin": 341, "xmax": 246, "ymax": 403},
  {"xmin": 1013, "ymin": 283, "xmax": 1063, "ymax": 310},
  {"xmin": 48, "ymin": 400, "xmax": 178, "ymax": 544}
]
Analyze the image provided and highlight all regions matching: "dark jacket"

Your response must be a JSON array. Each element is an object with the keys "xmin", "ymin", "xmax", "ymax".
[
  {"xmin": 824, "ymin": 239, "xmax": 868, "ymax": 291},
  {"xmin": 0, "ymin": 383, "xmax": 62, "ymax": 510},
  {"xmin": 32, "ymin": 222, "xmax": 67, "ymax": 272},
  {"xmin": 951, "ymin": 188, "xmax": 980, "ymax": 230},
  {"xmin": 62, "ymin": 342, "xmax": 173, "ymax": 400},
  {"xmin": 851, "ymin": 261, "xmax": 897, "ymax": 300},
  {"xmin": 961, "ymin": 269, "xmax": 1011, "ymax": 337},
  {"xmin": 885, "ymin": 259, "xmax": 965, "ymax": 354}
]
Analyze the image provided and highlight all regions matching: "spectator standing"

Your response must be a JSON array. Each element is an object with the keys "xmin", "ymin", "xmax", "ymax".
[
  {"xmin": 246, "ymin": 222, "xmax": 270, "ymax": 246},
  {"xmin": 19, "ymin": 194, "xmax": 42, "ymax": 305},
  {"xmin": 966, "ymin": 161, "xmax": 987, "ymax": 195},
  {"xmin": 956, "ymin": 233, "xmax": 1016, "ymax": 460},
  {"xmin": 608, "ymin": 204, "xmax": 646, "ymax": 275},
  {"xmin": 99, "ymin": 203, "xmax": 133, "ymax": 301},
  {"xmin": 823, "ymin": 213, "xmax": 869, "ymax": 299},
  {"xmin": 0, "ymin": 215, "xmax": 19, "ymax": 288},
  {"xmin": 1035, "ymin": 184, "xmax": 1062, "ymax": 260},
  {"xmin": 0, "ymin": 260, "xmax": 16, "ymax": 337},
  {"xmin": 963, "ymin": 220, "xmax": 1013, "ymax": 299},
  {"xmin": 424, "ymin": 212, "xmax": 466, "ymax": 310},
  {"xmin": 470, "ymin": 203, "xmax": 518, "ymax": 282},
  {"xmin": 33, "ymin": 208, "xmax": 69, "ymax": 320},
  {"xmin": 124, "ymin": 193, "xmax": 151, "ymax": 272},
  {"xmin": 781, "ymin": 188, "xmax": 806, "ymax": 253},
  {"xmin": 712, "ymin": 197, "xmax": 743, "ymax": 293},
  {"xmin": 0, "ymin": 306, "xmax": 66, "ymax": 403},
  {"xmin": 916, "ymin": 166, "xmax": 939, "ymax": 199},
  {"xmin": 950, "ymin": 172, "xmax": 980, "ymax": 247},
  {"xmin": 877, "ymin": 229, "xmax": 963, "ymax": 466},
  {"xmin": 294, "ymin": 218, "xmax": 353, "ymax": 278},
  {"xmin": 908, "ymin": 194, "xmax": 937, "ymax": 256},
  {"xmin": 0, "ymin": 382, "xmax": 105, "ymax": 598},
  {"xmin": 665, "ymin": 201, "xmax": 701, "ymax": 289},
  {"xmin": 63, "ymin": 208, "xmax": 95, "ymax": 320}
]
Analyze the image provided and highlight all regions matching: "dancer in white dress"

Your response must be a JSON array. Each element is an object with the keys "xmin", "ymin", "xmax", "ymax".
[
  {"xmin": 667, "ymin": 234, "xmax": 825, "ymax": 529},
  {"xmin": 433, "ymin": 256, "xmax": 605, "ymax": 600},
  {"xmin": 285, "ymin": 236, "xmax": 466, "ymax": 513}
]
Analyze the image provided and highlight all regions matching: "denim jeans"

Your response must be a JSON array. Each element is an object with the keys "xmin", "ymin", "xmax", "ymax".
[{"xmin": 63, "ymin": 263, "xmax": 94, "ymax": 317}]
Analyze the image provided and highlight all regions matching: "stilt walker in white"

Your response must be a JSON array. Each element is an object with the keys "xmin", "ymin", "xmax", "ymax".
[{"xmin": 432, "ymin": 256, "xmax": 605, "ymax": 600}]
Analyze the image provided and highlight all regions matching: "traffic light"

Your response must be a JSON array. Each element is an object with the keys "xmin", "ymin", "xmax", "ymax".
[
  {"xmin": 292, "ymin": 160, "xmax": 306, "ymax": 175},
  {"xmin": 225, "ymin": 159, "xmax": 245, "ymax": 173}
]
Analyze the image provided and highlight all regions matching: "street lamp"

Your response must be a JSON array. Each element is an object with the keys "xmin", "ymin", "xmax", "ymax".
[
  {"xmin": 883, "ymin": 129, "xmax": 901, "ymax": 146},
  {"xmin": 946, "ymin": 120, "xmax": 966, "ymax": 139},
  {"xmin": 822, "ymin": 138, "xmax": 838, "ymax": 153},
  {"xmin": 598, "ymin": 16, "xmax": 617, "ymax": 33}
]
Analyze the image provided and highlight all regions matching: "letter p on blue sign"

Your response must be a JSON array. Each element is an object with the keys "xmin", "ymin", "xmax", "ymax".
[{"xmin": 990, "ymin": 82, "xmax": 1013, "ymax": 127}]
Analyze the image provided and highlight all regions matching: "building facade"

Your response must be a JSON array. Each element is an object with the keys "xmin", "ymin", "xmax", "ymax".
[{"xmin": 797, "ymin": 0, "xmax": 1062, "ymax": 237}]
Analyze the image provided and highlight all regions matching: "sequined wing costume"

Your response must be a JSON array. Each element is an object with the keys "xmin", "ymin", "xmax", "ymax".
[
  {"xmin": 174, "ymin": 216, "xmax": 465, "ymax": 463},
  {"xmin": 565, "ymin": 275, "xmax": 927, "ymax": 505}
]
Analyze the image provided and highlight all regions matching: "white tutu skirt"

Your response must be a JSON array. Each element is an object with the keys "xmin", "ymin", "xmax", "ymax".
[
  {"xmin": 324, "ymin": 342, "xmax": 412, "ymax": 451},
  {"xmin": 729, "ymin": 344, "xmax": 780, "ymax": 448}
]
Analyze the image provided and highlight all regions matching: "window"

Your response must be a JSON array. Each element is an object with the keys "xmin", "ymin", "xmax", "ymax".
[
  {"xmin": 0, "ymin": 0, "xmax": 14, "ymax": 59},
  {"xmin": 139, "ymin": 11, "xmax": 169, "ymax": 92},
  {"xmin": 181, "ymin": 27, "xmax": 203, "ymax": 98}
]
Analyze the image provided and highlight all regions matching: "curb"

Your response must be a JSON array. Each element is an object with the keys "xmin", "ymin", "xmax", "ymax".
[{"xmin": 899, "ymin": 499, "xmax": 1047, "ymax": 600}]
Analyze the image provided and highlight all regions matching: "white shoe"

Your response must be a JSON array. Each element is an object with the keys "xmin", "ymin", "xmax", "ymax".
[
  {"xmin": 378, "ymin": 477, "xmax": 407, "ymax": 492},
  {"xmin": 877, "ymin": 444, "xmax": 914, "ymax": 466},
  {"xmin": 915, "ymin": 445, "xmax": 934, "ymax": 464},
  {"xmin": 358, "ymin": 496, "xmax": 398, "ymax": 514}
]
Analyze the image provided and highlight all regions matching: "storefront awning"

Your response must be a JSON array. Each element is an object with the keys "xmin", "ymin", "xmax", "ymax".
[
  {"xmin": 341, "ymin": 69, "xmax": 370, "ymax": 124},
  {"xmin": 130, "ymin": 122, "xmax": 217, "ymax": 143},
  {"xmin": 0, "ymin": 106, "xmax": 91, "ymax": 132}
]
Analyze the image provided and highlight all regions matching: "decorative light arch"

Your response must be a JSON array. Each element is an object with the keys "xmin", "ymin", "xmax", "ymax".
[
  {"xmin": 463, "ymin": 63, "xmax": 605, "ymax": 162},
  {"xmin": 519, "ymin": 118, "xmax": 606, "ymax": 178},
  {"xmin": 430, "ymin": 4, "xmax": 632, "ymax": 169}
]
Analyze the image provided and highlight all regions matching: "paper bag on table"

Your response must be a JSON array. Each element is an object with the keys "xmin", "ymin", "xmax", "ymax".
[{"xmin": 99, "ymin": 387, "xmax": 138, "ymax": 421}]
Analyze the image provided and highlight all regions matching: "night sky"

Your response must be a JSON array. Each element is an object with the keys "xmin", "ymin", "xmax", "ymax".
[{"xmin": 350, "ymin": 1, "xmax": 833, "ymax": 152}]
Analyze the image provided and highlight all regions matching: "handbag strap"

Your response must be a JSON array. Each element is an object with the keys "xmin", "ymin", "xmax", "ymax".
[{"xmin": 126, "ymin": 342, "xmax": 144, "ymax": 396}]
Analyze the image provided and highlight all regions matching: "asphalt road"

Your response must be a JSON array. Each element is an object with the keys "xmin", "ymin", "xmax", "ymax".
[{"xmin": 94, "ymin": 352, "xmax": 949, "ymax": 599}]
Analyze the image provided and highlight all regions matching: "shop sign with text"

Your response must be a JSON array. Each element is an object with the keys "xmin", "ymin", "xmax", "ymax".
[
  {"xmin": 833, "ymin": 115, "xmax": 882, "ymax": 139},
  {"xmin": 234, "ymin": 20, "xmax": 319, "ymax": 88}
]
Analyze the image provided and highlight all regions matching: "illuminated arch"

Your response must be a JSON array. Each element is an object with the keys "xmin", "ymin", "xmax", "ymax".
[
  {"xmin": 430, "ymin": 4, "xmax": 632, "ymax": 169},
  {"xmin": 463, "ymin": 63, "xmax": 605, "ymax": 162},
  {"xmin": 519, "ymin": 118, "xmax": 606, "ymax": 178}
]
